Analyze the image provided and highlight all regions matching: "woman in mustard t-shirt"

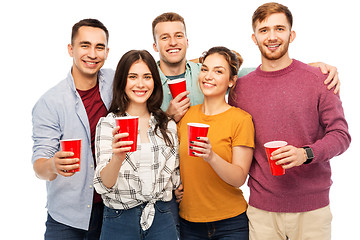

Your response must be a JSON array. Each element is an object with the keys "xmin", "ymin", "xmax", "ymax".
[{"xmin": 176, "ymin": 46, "xmax": 255, "ymax": 239}]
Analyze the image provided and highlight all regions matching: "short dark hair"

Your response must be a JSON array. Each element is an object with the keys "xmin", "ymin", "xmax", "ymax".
[{"xmin": 71, "ymin": 18, "xmax": 109, "ymax": 44}]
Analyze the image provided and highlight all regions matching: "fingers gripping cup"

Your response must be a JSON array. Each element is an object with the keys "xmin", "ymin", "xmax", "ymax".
[
  {"xmin": 60, "ymin": 139, "xmax": 82, "ymax": 172},
  {"xmin": 115, "ymin": 116, "xmax": 139, "ymax": 152},
  {"xmin": 187, "ymin": 123, "xmax": 210, "ymax": 157},
  {"xmin": 168, "ymin": 78, "xmax": 186, "ymax": 101},
  {"xmin": 264, "ymin": 141, "xmax": 287, "ymax": 176}
]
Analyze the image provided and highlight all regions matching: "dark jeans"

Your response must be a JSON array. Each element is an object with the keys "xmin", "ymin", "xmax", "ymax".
[
  {"xmin": 180, "ymin": 212, "xmax": 249, "ymax": 240},
  {"xmin": 170, "ymin": 192, "xmax": 180, "ymax": 237},
  {"xmin": 44, "ymin": 202, "xmax": 104, "ymax": 240},
  {"xmin": 100, "ymin": 201, "xmax": 177, "ymax": 240}
]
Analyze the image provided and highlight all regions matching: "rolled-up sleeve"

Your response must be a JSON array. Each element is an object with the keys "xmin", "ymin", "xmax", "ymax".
[{"xmin": 32, "ymin": 97, "xmax": 61, "ymax": 164}]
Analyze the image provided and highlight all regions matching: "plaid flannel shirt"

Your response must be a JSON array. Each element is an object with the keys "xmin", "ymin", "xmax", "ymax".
[{"xmin": 93, "ymin": 112, "xmax": 180, "ymax": 230}]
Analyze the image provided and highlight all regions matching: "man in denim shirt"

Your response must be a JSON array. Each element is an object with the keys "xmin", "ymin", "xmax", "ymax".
[{"xmin": 32, "ymin": 19, "xmax": 113, "ymax": 239}]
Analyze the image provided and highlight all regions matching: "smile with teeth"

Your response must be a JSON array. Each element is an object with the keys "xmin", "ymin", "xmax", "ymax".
[
  {"xmin": 267, "ymin": 44, "xmax": 280, "ymax": 50},
  {"xmin": 167, "ymin": 49, "xmax": 180, "ymax": 53},
  {"xmin": 202, "ymin": 82, "xmax": 215, "ymax": 88},
  {"xmin": 133, "ymin": 90, "xmax": 147, "ymax": 96},
  {"xmin": 83, "ymin": 60, "xmax": 98, "ymax": 65}
]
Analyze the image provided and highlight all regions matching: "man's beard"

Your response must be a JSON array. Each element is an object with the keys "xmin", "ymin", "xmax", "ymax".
[{"xmin": 258, "ymin": 39, "xmax": 290, "ymax": 61}]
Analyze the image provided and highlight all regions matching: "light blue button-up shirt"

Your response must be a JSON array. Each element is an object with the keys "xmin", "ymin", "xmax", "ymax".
[
  {"xmin": 32, "ymin": 68, "xmax": 114, "ymax": 230},
  {"xmin": 158, "ymin": 60, "xmax": 255, "ymax": 111}
]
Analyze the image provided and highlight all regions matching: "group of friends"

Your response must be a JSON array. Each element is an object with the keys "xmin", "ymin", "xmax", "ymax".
[{"xmin": 31, "ymin": 2, "xmax": 351, "ymax": 240}]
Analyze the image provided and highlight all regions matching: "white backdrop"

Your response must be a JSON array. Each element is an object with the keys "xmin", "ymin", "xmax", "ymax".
[{"xmin": 1, "ymin": 0, "xmax": 359, "ymax": 239}]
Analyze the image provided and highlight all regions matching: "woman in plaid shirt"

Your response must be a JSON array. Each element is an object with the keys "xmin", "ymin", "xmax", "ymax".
[{"xmin": 94, "ymin": 50, "xmax": 180, "ymax": 240}]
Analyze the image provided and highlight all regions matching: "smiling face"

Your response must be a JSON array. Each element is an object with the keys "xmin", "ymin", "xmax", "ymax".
[
  {"xmin": 198, "ymin": 53, "xmax": 236, "ymax": 99},
  {"xmin": 68, "ymin": 26, "xmax": 109, "ymax": 81},
  {"xmin": 125, "ymin": 60, "xmax": 154, "ymax": 107},
  {"xmin": 153, "ymin": 21, "xmax": 188, "ymax": 67},
  {"xmin": 252, "ymin": 13, "xmax": 295, "ymax": 63}
]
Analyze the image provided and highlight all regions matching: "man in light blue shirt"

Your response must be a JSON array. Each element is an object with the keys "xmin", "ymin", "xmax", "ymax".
[{"xmin": 32, "ymin": 19, "xmax": 113, "ymax": 239}]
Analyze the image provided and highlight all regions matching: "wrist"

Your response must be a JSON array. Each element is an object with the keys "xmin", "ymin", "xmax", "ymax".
[
  {"xmin": 206, "ymin": 151, "xmax": 217, "ymax": 164},
  {"xmin": 49, "ymin": 157, "xmax": 59, "ymax": 176},
  {"xmin": 301, "ymin": 148, "xmax": 307, "ymax": 164}
]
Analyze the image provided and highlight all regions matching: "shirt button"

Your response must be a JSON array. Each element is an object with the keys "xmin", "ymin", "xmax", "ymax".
[
  {"xmin": 87, "ymin": 205, "xmax": 91, "ymax": 208},
  {"xmin": 168, "ymin": 91, "xmax": 171, "ymax": 95},
  {"xmin": 90, "ymin": 164, "xmax": 94, "ymax": 168},
  {"xmin": 89, "ymin": 185, "xmax": 93, "ymax": 188}
]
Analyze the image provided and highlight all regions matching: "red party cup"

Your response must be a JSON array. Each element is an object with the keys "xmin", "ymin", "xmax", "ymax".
[
  {"xmin": 264, "ymin": 141, "xmax": 287, "ymax": 176},
  {"xmin": 115, "ymin": 116, "xmax": 139, "ymax": 152},
  {"xmin": 60, "ymin": 139, "xmax": 82, "ymax": 172},
  {"xmin": 168, "ymin": 78, "xmax": 186, "ymax": 101},
  {"xmin": 187, "ymin": 123, "xmax": 210, "ymax": 157}
]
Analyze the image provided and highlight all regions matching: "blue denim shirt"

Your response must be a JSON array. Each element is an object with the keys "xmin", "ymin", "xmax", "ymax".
[
  {"xmin": 158, "ymin": 60, "xmax": 255, "ymax": 111},
  {"xmin": 31, "ymin": 68, "xmax": 114, "ymax": 230}
]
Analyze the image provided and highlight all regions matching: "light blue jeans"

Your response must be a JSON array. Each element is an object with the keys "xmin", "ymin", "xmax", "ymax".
[{"xmin": 100, "ymin": 201, "xmax": 177, "ymax": 240}]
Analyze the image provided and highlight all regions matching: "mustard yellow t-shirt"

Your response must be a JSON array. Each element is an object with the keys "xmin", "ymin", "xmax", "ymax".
[{"xmin": 178, "ymin": 104, "xmax": 255, "ymax": 222}]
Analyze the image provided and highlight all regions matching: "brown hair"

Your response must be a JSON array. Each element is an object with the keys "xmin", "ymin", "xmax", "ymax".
[
  {"xmin": 252, "ymin": 2, "xmax": 293, "ymax": 30},
  {"xmin": 200, "ymin": 46, "xmax": 243, "ymax": 80},
  {"xmin": 109, "ymin": 50, "xmax": 174, "ymax": 147},
  {"xmin": 152, "ymin": 12, "xmax": 186, "ymax": 42},
  {"xmin": 71, "ymin": 18, "xmax": 109, "ymax": 44},
  {"xmin": 200, "ymin": 46, "xmax": 243, "ymax": 102}
]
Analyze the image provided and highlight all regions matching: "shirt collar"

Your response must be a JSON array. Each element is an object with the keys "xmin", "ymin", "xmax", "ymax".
[
  {"xmin": 66, "ymin": 68, "xmax": 105, "ymax": 93},
  {"xmin": 157, "ymin": 60, "xmax": 191, "ymax": 84}
]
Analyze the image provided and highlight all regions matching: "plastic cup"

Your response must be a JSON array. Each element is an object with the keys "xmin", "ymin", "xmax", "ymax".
[
  {"xmin": 60, "ymin": 139, "xmax": 82, "ymax": 172},
  {"xmin": 187, "ymin": 123, "xmax": 210, "ymax": 157},
  {"xmin": 264, "ymin": 141, "xmax": 287, "ymax": 176},
  {"xmin": 115, "ymin": 116, "xmax": 139, "ymax": 152},
  {"xmin": 168, "ymin": 78, "xmax": 186, "ymax": 101}
]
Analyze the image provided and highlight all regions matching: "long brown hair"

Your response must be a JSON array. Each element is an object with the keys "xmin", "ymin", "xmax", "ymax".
[{"xmin": 109, "ymin": 50, "xmax": 174, "ymax": 147}]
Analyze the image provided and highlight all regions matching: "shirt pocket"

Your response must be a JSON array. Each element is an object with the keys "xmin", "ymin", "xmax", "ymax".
[{"xmin": 154, "ymin": 201, "xmax": 172, "ymax": 214}]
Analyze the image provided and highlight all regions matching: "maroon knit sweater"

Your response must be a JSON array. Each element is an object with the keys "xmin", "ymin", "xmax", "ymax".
[{"xmin": 229, "ymin": 59, "xmax": 351, "ymax": 212}]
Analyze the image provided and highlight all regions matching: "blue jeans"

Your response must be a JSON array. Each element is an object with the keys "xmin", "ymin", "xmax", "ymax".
[
  {"xmin": 44, "ymin": 202, "xmax": 104, "ymax": 240},
  {"xmin": 100, "ymin": 201, "xmax": 177, "ymax": 240},
  {"xmin": 180, "ymin": 212, "xmax": 249, "ymax": 240},
  {"xmin": 170, "ymin": 192, "xmax": 180, "ymax": 237}
]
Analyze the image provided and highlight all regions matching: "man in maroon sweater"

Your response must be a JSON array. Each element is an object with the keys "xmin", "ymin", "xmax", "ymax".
[{"xmin": 229, "ymin": 3, "xmax": 351, "ymax": 240}]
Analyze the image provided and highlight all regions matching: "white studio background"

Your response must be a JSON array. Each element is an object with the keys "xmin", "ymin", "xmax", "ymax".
[{"xmin": 1, "ymin": 0, "xmax": 358, "ymax": 239}]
